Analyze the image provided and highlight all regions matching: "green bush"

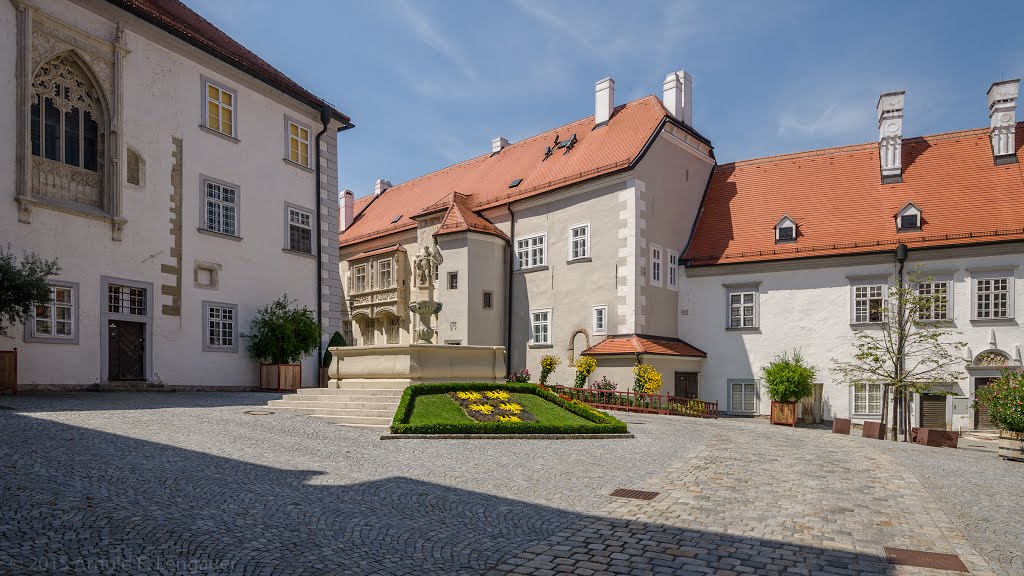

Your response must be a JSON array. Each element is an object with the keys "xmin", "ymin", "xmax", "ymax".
[
  {"xmin": 243, "ymin": 295, "xmax": 320, "ymax": 364},
  {"xmin": 974, "ymin": 368, "xmax": 1024, "ymax": 432},
  {"xmin": 322, "ymin": 330, "xmax": 347, "ymax": 367},
  {"xmin": 390, "ymin": 382, "xmax": 626, "ymax": 435},
  {"xmin": 761, "ymin": 350, "xmax": 817, "ymax": 403}
]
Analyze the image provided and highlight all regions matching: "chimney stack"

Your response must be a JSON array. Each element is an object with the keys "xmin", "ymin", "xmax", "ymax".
[
  {"xmin": 492, "ymin": 136, "xmax": 509, "ymax": 154},
  {"xmin": 595, "ymin": 77, "xmax": 614, "ymax": 127},
  {"xmin": 988, "ymin": 79, "xmax": 1019, "ymax": 165},
  {"xmin": 340, "ymin": 190, "xmax": 354, "ymax": 231},
  {"xmin": 373, "ymin": 179, "xmax": 391, "ymax": 197},
  {"xmin": 877, "ymin": 91, "xmax": 905, "ymax": 184},
  {"xmin": 662, "ymin": 70, "xmax": 693, "ymax": 126}
]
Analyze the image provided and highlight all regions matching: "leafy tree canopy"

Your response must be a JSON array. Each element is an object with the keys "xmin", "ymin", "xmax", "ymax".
[{"xmin": 0, "ymin": 245, "xmax": 60, "ymax": 338}]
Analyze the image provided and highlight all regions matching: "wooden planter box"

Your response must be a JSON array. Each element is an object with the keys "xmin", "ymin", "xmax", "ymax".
[
  {"xmin": 770, "ymin": 401, "xmax": 798, "ymax": 427},
  {"xmin": 832, "ymin": 418, "xmax": 851, "ymax": 435},
  {"xmin": 260, "ymin": 364, "xmax": 302, "ymax": 391},
  {"xmin": 911, "ymin": 427, "xmax": 959, "ymax": 449},
  {"xmin": 0, "ymin": 349, "xmax": 16, "ymax": 395},
  {"xmin": 998, "ymin": 430, "xmax": 1024, "ymax": 462},
  {"xmin": 862, "ymin": 420, "xmax": 885, "ymax": 440},
  {"xmin": 319, "ymin": 366, "xmax": 329, "ymax": 388}
]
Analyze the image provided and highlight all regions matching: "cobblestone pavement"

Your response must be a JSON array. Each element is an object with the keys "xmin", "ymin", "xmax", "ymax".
[{"xmin": 0, "ymin": 393, "xmax": 1019, "ymax": 575}]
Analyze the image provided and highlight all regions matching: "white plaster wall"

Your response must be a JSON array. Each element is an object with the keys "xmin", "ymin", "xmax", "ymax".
[
  {"xmin": 589, "ymin": 355, "xmax": 702, "ymax": 394},
  {"xmin": 634, "ymin": 134, "xmax": 715, "ymax": 337},
  {"xmin": 0, "ymin": 0, "xmax": 340, "ymax": 388},
  {"xmin": 680, "ymin": 248, "xmax": 1024, "ymax": 428}
]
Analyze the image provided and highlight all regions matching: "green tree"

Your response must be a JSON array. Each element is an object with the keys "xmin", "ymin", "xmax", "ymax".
[
  {"xmin": 762, "ymin": 350, "xmax": 816, "ymax": 403},
  {"xmin": 832, "ymin": 271, "xmax": 967, "ymax": 441},
  {"xmin": 322, "ymin": 330, "xmax": 347, "ymax": 367},
  {"xmin": 243, "ymin": 295, "xmax": 320, "ymax": 364},
  {"xmin": 0, "ymin": 245, "xmax": 60, "ymax": 338}
]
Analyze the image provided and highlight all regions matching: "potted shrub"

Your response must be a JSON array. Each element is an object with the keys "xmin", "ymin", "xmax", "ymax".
[
  {"xmin": 974, "ymin": 368, "xmax": 1024, "ymax": 462},
  {"xmin": 320, "ymin": 331, "xmax": 347, "ymax": 388},
  {"xmin": 244, "ymin": 295, "xmax": 320, "ymax": 391},
  {"xmin": 762, "ymin": 350, "xmax": 816, "ymax": 426},
  {"xmin": 573, "ymin": 355, "xmax": 597, "ymax": 388}
]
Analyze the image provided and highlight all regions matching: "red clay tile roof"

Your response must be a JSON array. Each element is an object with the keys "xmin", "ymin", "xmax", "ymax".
[
  {"xmin": 347, "ymin": 244, "xmax": 405, "ymax": 262},
  {"xmin": 430, "ymin": 193, "xmax": 508, "ymax": 240},
  {"xmin": 340, "ymin": 96, "xmax": 694, "ymax": 247},
  {"xmin": 108, "ymin": 0, "xmax": 350, "ymax": 125},
  {"xmin": 684, "ymin": 125, "xmax": 1024, "ymax": 266},
  {"xmin": 583, "ymin": 334, "xmax": 707, "ymax": 358}
]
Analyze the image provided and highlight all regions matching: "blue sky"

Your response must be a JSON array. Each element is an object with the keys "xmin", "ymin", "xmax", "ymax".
[{"xmin": 184, "ymin": 1, "xmax": 1024, "ymax": 199}]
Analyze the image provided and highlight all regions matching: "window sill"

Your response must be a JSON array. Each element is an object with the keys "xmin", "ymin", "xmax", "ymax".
[
  {"xmin": 970, "ymin": 318, "xmax": 1017, "ymax": 325},
  {"xmin": 199, "ymin": 124, "xmax": 240, "ymax": 143},
  {"xmin": 566, "ymin": 257, "xmax": 592, "ymax": 264},
  {"xmin": 515, "ymin": 265, "xmax": 549, "ymax": 274},
  {"xmin": 725, "ymin": 326, "xmax": 760, "ymax": 332},
  {"xmin": 897, "ymin": 228, "xmax": 922, "ymax": 234},
  {"xmin": 851, "ymin": 414, "xmax": 882, "ymax": 420},
  {"xmin": 849, "ymin": 322, "xmax": 884, "ymax": 329},
  {"xmin": 197, "ymin": 228, "xmax": 243, "ymax": 241},
  {"xmin": 283, "ymin": 158, "xmax": 314, "ymax": 173},
  {"xmin": 203, "ymin": 346, "xmax": 239, "ymax": 354},
  {"xmin": 283, "ymin": 248, "xmax": 316, "ymax": 259},
  {"xmin": 24, "ymin": 334, "xmax": 79, "ymax": 345},
  {"xmin": 528, "ymin": 343, "xmax": 553, "ymax": 349}
]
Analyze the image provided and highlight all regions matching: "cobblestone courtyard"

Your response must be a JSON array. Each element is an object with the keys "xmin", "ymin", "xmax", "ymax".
[{"xmin": 0, "ymin": 393, "xmax": 1020, "ymax": 576}]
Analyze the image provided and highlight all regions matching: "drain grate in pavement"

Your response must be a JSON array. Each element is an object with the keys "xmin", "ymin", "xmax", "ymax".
[
  {"xmin": 243, "ymin": 410, "xmax": 275, "ymax": 416},
  {"xmin": 610, "ymin": 488, "xmax": 659, "ymax": 500},
  {"xmin": 884, "ymin": 548, "xmax": 968, "ymax": 572}
]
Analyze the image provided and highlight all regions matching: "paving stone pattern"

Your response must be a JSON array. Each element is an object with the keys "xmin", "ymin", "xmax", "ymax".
[{"xmin": 0, "ymin": 393, "xmax": 1019, "ymax": 575}]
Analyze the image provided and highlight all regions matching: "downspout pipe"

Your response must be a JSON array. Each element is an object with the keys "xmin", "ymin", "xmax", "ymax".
[
  {"xmin": 505, "ymin": 204, "xmax": 515, "ymax": 377},
  {"xmin": 314, "ymin": 105, "xmax": 331, "ymax": 375}
]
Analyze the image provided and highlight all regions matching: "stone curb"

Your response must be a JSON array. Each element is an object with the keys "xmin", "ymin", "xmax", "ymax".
[{"xmin": 379, "ymin": 433, "xmax": 635, "ymax": 440}]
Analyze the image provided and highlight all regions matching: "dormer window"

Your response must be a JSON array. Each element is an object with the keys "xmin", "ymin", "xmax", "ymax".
[
  {"xmin": 775, "ymin": 216, "xmax": 797, "ymax": 243},
  {"xmin": 897, "ymin": 202, "xmax": 921, "ymax": 232}
]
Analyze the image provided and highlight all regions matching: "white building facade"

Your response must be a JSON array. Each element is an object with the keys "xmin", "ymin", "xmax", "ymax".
[{"xmin": 1, "ymin": 0, "xmax": 350, "ymax": 388}]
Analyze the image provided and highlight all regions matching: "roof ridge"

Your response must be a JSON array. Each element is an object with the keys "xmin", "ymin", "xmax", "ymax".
[
  {"xmin": 720, "ymin": 123, "xmax": 1004, "ymax": 169},
  {"xmin": 382, "ymin": 95, "xmax": 663, "ymax": 194}
]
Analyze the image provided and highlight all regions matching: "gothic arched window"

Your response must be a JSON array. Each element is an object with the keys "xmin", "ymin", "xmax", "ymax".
[
  {"xmin": 31, "ymin": 54, "xmax": 101, "ymax": 171},
  {"xmin": 29, "ymin": 53, "xmax": 105, "ymax": 210}
]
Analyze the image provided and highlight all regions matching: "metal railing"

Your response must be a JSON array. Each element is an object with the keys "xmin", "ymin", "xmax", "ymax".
[{"xmin": 552, "ymin": 385, "xmax": 718, "ymax": 419}]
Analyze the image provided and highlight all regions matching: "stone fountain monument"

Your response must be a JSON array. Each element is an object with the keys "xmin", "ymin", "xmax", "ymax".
[{"xmin": 327, "ymin": 240, "xmax": 505, "ymax": 389}]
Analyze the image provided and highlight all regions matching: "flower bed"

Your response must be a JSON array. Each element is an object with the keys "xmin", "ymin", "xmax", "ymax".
[
  {"xmin": 390, "ymin": 382, "xmax": 627, "ymax": 435},
  {"xmin": 449, "ymin": 390, "xmax": 538, "ymax": 423}
]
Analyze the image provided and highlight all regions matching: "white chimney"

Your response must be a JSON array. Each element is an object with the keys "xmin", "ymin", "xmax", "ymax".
[
  {"xmin": 595, "ymin": 77, "xmax": 614, "ymax": 126},
  {"xmin": 662, "ymin": 70, "xmax": 693, "ymax": 126},
  {"xmin": 492, "ymin": 136, "xmax": 509, "ymax": 154},
  {"xmin": 988, "ymin": 79, "xmax": 1019, "ymax": 164},
  {"xmin": 877, "ymin": 91, "xmax": 905, "ymax": 183},
  {"xmin": 340, "ymin": 189, "xmax": 354, "ymax": 231},
  {"xmin": 373, "ymin": 179, "xmax": 391, "ymax": 197}
]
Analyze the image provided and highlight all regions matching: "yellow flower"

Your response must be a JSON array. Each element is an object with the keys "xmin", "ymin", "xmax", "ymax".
[
  {"xmin": 633, "ymin": 363, "xmax": 662, "ymax": 394},
  {"xmin": 468, "ymin": 403, "xmax": 494, "ymax": 414},
  {"xmin": 485, "ymin": 390, "xmax": 510, "ymax": 400},
  {"xmin": 497, "ymin": 415, "xmax": 522, "ymax": 422},
  {"xmin": 499, "ymin": 402, "xmax": 522, "ymax": 414},
  {"xmin": 456, "ymin": 391, "xmax": 482, "ymax": 401}
]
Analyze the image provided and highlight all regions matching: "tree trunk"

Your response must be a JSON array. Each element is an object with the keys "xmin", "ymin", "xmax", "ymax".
[{"xmin": 880, "ymin": 384, "xmax": 890, "ymax": 441}]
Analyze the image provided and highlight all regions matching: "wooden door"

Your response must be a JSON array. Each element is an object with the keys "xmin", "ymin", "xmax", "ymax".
[
  {"xmin": 919, "ymin": 394, "xmax": 947, "ymax": 430},
  {"xmin": 975, "ymin": 378, "xmax": 996, "ymax": 430},
  {"xmin": 674, "ymin": 372, "xmax": 699, "ymax": 398},
  {"xmin": 109, "ymin": 321, "xmax": 145, "ymax": 381}
]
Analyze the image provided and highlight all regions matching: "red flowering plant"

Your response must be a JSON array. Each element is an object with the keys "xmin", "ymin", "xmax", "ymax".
[
  {"xmin": 506, "ymin": 369, "xmax": 531, "ymax": 383},
  {"xmin": 974, "ymin": 368, "xmax": 1024, "ymax": 432}
]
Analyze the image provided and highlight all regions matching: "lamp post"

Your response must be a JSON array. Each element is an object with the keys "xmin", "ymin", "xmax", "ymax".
[{"xmin": 894, "ymin": 243, "xmax": 909, "ymax": 441}]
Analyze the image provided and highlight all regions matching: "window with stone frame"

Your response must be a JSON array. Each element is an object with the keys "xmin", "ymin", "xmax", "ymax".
[
  {"xmin": 385, "ymin": 316, "xmax": 400, "ymax": 345},
  {"xmin": 378, "ymin": 258, "xmax": 393, "ymax": 289},
  {"xmin": 287, "ymin": 120, "xmax": 311, "ymax": 167},
  {"xmin": 727, "ymin": 288, "xmax": 758, "ymax": 329},
  {"xmin": 205, "ymin": 303, "xmax": 236, "ymax": 350},
  {"xmin": 204, "ymin": 180, "xmax": 238, "ymax": 236},
  {"xmin": 854, "ymin": 284, "xmax": 886, "ymax": 323},
  {"xmin": 107, "ymin": 283, "xmax": 147, "ymax": 316},
  {"xmin": 516, "ymin": 234, "xmax": 546, "ymax": 269},
  {"xmin": 32, "ymin": 284, "xmax": 75, "ymax": 339},
  {"xmin": 530, "ymin": 309, "xmax": 551, "ymax": 345},
  {"xmin": 852, "ymin": 383, "xmax": 883, "ymax": 416},
  {"xmin": 917, "ymin": 280, "xmax": 950, "ymax": 321},
  {"xmin": 287, "ymin": 206, "xmax": 312, "ymax": 254},
  {"xmin": 976, "ymin": 277, "xmax": 1011, "ymax": 319},
  {"xmin": 569, "ymin": 223, "xmax": 589, "ymax": 260},
  {"xmin": 30, "ymin": 54, "xmax": 105, "ymax": 209},
  {"xmin": 353, "ymin": 265, "xmax": 367, "ymax": 293},
  {"xmin": 204, "ymin": 81, "xmax": 235, "ymax": 137}
]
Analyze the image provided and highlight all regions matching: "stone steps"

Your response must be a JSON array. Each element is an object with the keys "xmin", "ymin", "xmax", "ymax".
[{"xmin": 267, "ymin": 385, "xmax": 405, "ymax": 428}]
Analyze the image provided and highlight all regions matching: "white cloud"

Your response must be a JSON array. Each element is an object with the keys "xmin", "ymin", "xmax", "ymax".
[
  {"xmin": 390, "ymin": 0, "xmax": 479, "ymax": 83},
  {"xmin": 777, "ymin": 101, "xmax": 866, "ymax": 139}
]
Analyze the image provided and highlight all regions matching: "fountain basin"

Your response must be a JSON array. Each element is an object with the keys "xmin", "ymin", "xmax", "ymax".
[{"xmin": 327, "ymin": 344, "xmax": 506, "ymax": 388}]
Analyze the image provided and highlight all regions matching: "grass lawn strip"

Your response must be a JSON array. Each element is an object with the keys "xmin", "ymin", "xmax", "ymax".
[
  {"xmin": 512, "ymin": 393, "xmax": 591, "ymax": 426},
  {"xmin": 407, "ymin": 393, "xmax": 473, "ymax": 426}
]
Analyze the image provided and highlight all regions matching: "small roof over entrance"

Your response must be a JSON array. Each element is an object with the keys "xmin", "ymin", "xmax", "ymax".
[{"xmin": 583, "ymin": 334, "xmax": 706, "ymax": 357}]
